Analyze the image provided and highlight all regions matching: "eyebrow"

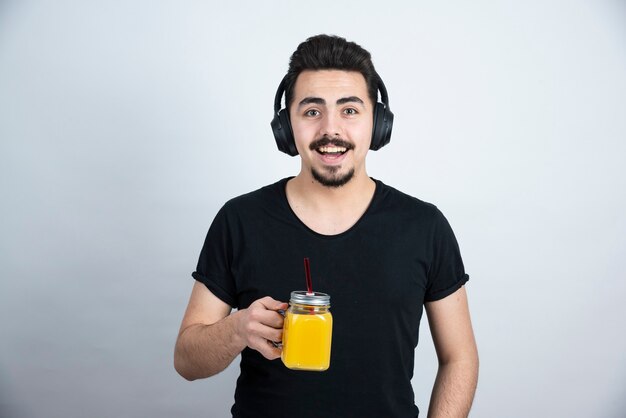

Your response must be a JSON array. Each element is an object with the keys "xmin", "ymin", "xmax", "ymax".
[
  {"xmin": 297, "ymin": 96, "xmax": 365, "ymax": 108},
  {"xmin": 337, "ymin": 96, "xmax": 364, "ymax": 106},
  {"xmin": 298, "ymin": 97, "xmax": 325, "ymax": 107}
]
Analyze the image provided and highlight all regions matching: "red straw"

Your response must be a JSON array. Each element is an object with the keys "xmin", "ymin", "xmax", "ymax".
[{"xmin": 304, "ymin": 257, "xmax": 313, "ymax": 295}]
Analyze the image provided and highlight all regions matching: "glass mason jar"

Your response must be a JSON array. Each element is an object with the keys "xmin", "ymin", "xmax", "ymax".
[{"xmin": 281, "ymin": 291, "xmax": 333, "ymax": 371}]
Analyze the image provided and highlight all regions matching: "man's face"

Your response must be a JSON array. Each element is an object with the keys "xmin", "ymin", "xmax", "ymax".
[{"xmin": 289, "ymin": 70, "xmax": 374, "ymax": 188}]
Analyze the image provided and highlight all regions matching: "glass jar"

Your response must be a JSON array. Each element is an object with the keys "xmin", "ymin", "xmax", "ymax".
[{"xmin": 281, "ymin": 291, "xmax": 333, "ymax": 371}]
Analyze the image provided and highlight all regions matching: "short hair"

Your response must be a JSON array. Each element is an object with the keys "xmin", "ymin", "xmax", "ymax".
[{"xmin": 284, "ymin": 34, "xmax": 379, "ymax": 110}]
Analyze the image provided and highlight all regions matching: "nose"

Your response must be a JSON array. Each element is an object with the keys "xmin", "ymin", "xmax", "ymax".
[{"xmin": 319, "ymin": 112, "xmax": 342, "ymax": 138}]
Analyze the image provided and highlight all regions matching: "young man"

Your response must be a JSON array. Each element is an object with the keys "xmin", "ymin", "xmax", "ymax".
[{"xmin": 174, "ymin": 35, "xmax": 478, "ymax": 417}]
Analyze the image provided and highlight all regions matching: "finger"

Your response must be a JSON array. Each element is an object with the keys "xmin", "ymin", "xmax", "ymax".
[
  {"xmin": 256, "ymin": 297, "xmax": 288, "ymax": 311},
  {"xmin": 248, "ymin": 322, "xmax": 283, "ymax": 343},
  {"xmin": 263, "ymin": 311, "xmax": 285, "ymax": 329},
  {"xmin": 265, "ymin": 327, "xmax": 283, "ymax": 343},
  {"xmin": 248, "ymin": 298, "xmax": 288, "ymax": 329},
  {"xmin": 248, "ymin": 307, "xmax": 285, "ymax": 329},
  {"xmin": 251, "ymin": 336, "xmax": 282, "ymax": 360}
]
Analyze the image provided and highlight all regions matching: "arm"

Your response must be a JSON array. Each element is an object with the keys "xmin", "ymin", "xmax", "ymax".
[
  {"xmin": 425, "ymin": 286, "xmax": 479, "ymax": 418},
  {"xmin": 174, "ymin": 281, "xmax": 288, "ymax": 381}
]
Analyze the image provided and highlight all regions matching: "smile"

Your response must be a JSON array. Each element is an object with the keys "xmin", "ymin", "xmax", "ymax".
[{"xmin": 316, "ymin": 146, "xmax": 348, "ymax": 155}]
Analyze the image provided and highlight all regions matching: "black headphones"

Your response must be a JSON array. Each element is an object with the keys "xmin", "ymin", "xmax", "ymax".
[{"xmin": 270, "ymin": 73, "xmax": 394, "ymax": 156}]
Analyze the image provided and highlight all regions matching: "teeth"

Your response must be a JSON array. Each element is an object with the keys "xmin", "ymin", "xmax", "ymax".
[{"xmin": 318, "ymin": 146, "xmax": 347, "ymax": 153}]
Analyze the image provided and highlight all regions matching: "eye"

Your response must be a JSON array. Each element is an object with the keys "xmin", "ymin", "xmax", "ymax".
[
  {"xmin": 305, "ymin": 109, "xmax": 320, "ymax": 117},
  {"xmin": 343, "ymin": 108, "xmax": 358, "ymax": 115}
]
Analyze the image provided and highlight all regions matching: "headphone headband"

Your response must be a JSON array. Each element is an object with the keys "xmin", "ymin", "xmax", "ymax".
[{"xmin": 274, "ymin": 76, "xmax": 288, "ymax": 116}]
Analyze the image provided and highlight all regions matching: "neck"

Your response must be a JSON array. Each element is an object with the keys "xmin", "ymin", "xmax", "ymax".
[
  {"xmin": 285, "ymin": 170, "xmax": 376, "ymax": 236},
  {"xmin": 289, "ymin": 170, "xmax": 375, "ymax": 207}
]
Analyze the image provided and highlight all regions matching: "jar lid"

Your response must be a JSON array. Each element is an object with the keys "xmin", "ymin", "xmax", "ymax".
[{"xmin": 289, "ymin": 291, "xmax": 330, "ymax": 306}]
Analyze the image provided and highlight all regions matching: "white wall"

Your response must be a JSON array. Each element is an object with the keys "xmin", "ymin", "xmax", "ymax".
[{"xmin": 1, "ymin": 1, "xmax": 624, "ymax": 417}]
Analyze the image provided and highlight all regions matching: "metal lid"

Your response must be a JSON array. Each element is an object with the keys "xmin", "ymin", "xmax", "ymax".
[{"xmin": 289, "ymin": 291, "xmax": 330, "ymax": 307}]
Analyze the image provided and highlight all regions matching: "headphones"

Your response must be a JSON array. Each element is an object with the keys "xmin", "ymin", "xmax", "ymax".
[{"xmin": 270, "ymin": 73, "xmax": 394, "ymax": 156}]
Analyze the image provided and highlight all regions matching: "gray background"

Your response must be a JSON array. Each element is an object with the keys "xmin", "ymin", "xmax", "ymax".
[{"xmin": 1, "ymin": 0, "xmax": 625, "ymax": 417}]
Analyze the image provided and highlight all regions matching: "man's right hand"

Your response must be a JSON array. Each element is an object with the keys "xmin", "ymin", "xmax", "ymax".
[
  {"xmin": 234, "ymin": 297, "xmax": 288, "ymax": 360},
  {"xmin": 175, "ymin": 283, "xmax": 289, "ymax": 380}
]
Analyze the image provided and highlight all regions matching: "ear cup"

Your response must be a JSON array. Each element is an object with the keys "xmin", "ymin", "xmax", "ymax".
[
  {"xmin": 271, "ymin": 76, "xmax": 298, "ymax": 156},
  {"xmin": 271, "ymin": 109, "xmax": 298, "ymax": 156},
  {"xmin": 370, "ymin": 102, "xmax": 394, "ymax": 151}
]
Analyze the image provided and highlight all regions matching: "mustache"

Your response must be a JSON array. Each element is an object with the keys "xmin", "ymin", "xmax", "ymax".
[{"xmin": 309, "ymin": 136, "xmax": 355, "ymax": 151}]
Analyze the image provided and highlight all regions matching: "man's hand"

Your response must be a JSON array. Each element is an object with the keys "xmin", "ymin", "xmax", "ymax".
[
  {"xmin": 234, "ymin": 297, "xmax": 288, "ymax": 360},
  {"xmin": 175, "ymin": 282, "xmax": 288, "ymax": 380}
]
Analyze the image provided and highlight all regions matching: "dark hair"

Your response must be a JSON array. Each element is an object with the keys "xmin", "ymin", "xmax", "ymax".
[{"xmin": 284, "ymin": 34, "xmax": 379, "ymax": 110}]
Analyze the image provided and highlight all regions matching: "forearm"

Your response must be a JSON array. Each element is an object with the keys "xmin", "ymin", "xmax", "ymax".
[
  {"xmin": 174, "ymin": 311, "xmax": 246, "ymax": 380},
  {"xmin": 427, "ymin": 357, "xmax": 479, "ymax": 418}
]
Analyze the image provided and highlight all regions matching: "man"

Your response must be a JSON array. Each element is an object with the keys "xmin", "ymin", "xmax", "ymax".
[{"xmin": 174, "ymin": 34, "xmax": 478, "ymax": 417}]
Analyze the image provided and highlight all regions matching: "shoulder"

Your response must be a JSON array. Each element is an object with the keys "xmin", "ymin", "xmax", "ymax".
[
  {"xmin": 206, "ymin": 178, "xmax": 290, "ymax": 235},
  {"xmin": 373, "ymin": 179, "xmax": 442, "ymax": 222},
  {"xmin": 221, "ymin": 177, "xmax": 289, "ymax": 214}
]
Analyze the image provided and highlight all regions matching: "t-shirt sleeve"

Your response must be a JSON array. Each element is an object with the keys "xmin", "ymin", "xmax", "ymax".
[
  {"xmin": 424, "ymin": 209, "xmax": 469, "ymax": 302},
  {"xmin": 192, "ymin": 205, "xmax": 238, "ymax": 308}
]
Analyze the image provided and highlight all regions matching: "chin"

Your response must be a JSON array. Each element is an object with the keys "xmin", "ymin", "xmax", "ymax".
[{"xmin": 311, "ymin": 167, "xmax": 355, "ymax": 188}]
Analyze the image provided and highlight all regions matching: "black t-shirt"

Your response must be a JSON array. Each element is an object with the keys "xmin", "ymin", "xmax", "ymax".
[{"xmin": 193, "ymin": 177, "xmax": 469, "ymax": 418}]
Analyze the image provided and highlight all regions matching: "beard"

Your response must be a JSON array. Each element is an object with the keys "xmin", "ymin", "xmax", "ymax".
[
  {"xmin": 309, "ymin": 135, "xmax": 356, "ymax": 188},
  {"xmin": 311, "ymin": 165, "xmax": 355, "ymax": 188}
]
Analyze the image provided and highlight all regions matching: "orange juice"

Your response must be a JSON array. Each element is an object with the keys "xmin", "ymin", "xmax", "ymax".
[{"xmin": 281, "ymin": 292, "xmax": 333, "ymax": 371}]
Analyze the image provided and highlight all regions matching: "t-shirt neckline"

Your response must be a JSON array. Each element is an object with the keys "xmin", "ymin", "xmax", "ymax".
[{"xmin": 277, "ymin": 176, "xmax": 382, "ymax": 239}]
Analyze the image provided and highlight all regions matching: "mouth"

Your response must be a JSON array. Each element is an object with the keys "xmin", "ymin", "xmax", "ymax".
[
  {"xmin": 310, "ymin": 137, "xmax": 354, "ymax": 158},
  {"xmin": 316, "ymin": 145, "xmax": 348, "ymax": 156}
]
